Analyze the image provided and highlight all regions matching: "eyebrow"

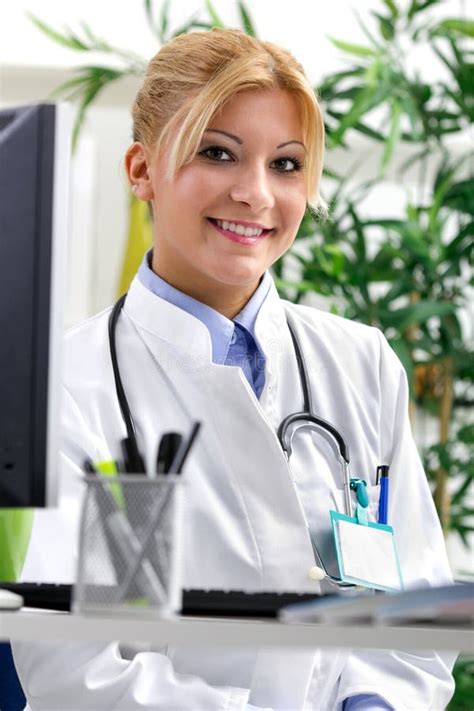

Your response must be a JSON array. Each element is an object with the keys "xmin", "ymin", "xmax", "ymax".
[{"xmin": 204, "ymin": 129, "xmax": 306, "ymax": 151}]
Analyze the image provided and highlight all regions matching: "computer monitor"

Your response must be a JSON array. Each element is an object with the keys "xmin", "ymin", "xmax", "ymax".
[{"xmin": 0, "ymin": 103, "xmax": 71, "ymax": 507}]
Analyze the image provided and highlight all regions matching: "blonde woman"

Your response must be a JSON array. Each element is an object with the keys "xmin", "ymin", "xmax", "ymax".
[{"xmin": 14, "ymin": 28, "xmax": 454, "ymax": 710}]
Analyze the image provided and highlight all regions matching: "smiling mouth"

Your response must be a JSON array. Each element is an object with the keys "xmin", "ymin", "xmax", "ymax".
[{"xmin": 207, "ymin": 217, "xmax": 273, "ymax": 238}]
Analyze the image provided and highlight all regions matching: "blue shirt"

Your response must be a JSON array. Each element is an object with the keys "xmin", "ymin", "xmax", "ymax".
[
  {"xmin": 138, "ymin": 251, "xmax": 270, "ymax": 398},
  {"xmin": 138, "ymin": 251, "xmax": 392, "ymax": 711}
]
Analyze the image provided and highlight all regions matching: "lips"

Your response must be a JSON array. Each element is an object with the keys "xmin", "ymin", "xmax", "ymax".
[{"xmin": 207, "ymin": 217, "xmax": 272, "ymax": 246}]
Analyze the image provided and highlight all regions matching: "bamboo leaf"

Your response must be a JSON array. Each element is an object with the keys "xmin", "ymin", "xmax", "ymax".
[
  {"xmin": 326, "ymin": 111, "xmax": 386, "ymax": 142},
  {"xmin": 352, "ymin": 11, "xmax": 386, "ymax": 51},
  {"xmin": 48, "ymin": 74, "xmax": 94, "ymax": 100},
  {"xmin": 144, "ymin": 0, "xmax": 154, "ymax": 29},
  {"xmin": 381, "ymin": 99, "xmax": 402, "ymax": 173},
  {"xmin": 372, "ymin": 12, "xmax": 395, "ymax": 41},
  {"xmin": 318, "ymin": 67, "xmax": 366, "ymax": 95},
  {"xmin": 397, "ymin": 146, "xmax": 430, "ymax": 175},
  {"xmin": 432, "ymin": 19, "xmax": 474, "ymax": 38},
  {"xmin": 329, "ymin": 84, "xmax": 391, "ymax": 145},
  {"xmin": 408, "ymin": 0, "xmax": 442, "ymax": 19},
  {"xmin": 444, "ymin": 223, "xmax": 474, "ymax": 261},
  {"xmin": 384, "ymin": 301, "xmax": 456, "ymax": 331},
  {"xmin": 443, "ymin": 178, "xmax": 474, "ymax": 216},
  {"xmin": 27, "ymin": 13, "xmax": 89, "ymax": 50},
  {"xmin": 237, "ymin": 1, "xmax": 256, "ymax": 37},
  {"xmin": 62, "ymin": 66, "xmax": 124, "ymax": 150},
  {"xmin": 204, "ymin": 0, "xmax": 225, "ymax": 28},
  {"xmin": 327, "ymin": 37, "xmax": 377, "ymax": 58},
  {"xmin": 159, "ymin": 0, "xmax": 172, "ymax": 41},
  {"xmin": 431, "ymin": 43, "xmax": 456, "ymax": 75},
  {"xmin": 382, "ymin": 0, "xmax": 399, "ymax": 18}
]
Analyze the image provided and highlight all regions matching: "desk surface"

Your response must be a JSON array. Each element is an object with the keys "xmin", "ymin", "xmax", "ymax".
[{"xmin": 1, "ymin": 610, "xmax": 472, "ymax": 652}]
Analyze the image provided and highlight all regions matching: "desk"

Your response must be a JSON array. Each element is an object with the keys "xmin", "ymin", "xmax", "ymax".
[{"xmin": 1, "ymin": 610, "xmax": 472, "ymax": 652}]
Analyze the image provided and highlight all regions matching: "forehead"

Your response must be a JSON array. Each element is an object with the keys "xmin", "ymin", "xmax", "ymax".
[{"xmin": 207, "ymin": 88, "xmax": 304, "ymax": 140}]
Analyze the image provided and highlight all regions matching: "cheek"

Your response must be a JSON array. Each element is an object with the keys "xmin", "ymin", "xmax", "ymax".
[
  {"xmin": 280, "ymin": 187, "xmax": 307, "ymax": 228},
  {"xmin": 174, "ymin": 168, "xmax": 224, "ymax": 209}
]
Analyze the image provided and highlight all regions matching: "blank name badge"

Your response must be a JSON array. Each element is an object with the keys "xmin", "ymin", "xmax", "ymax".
[{"xmin": 330, "ymin": 511, "xmax": 404, "ymax": 592}]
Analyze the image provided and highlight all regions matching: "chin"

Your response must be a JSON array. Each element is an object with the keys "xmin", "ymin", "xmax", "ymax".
[{"xmin": 212, "ymin": 265, "xmax": 265, "ymax": 289}]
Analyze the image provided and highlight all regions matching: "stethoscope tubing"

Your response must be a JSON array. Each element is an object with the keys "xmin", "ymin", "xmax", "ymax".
[
  {"xmin": 108, "ymin": 294, "xmax": 356, "ymax": 588},
  {"xmin": 109, "ymin": 296, "xmax": 353, "ymax": 514}
]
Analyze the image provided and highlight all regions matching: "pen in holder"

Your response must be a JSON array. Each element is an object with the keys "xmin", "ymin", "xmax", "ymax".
[{"xmin": 73, "ymin": 473, "xmax": 185, "ymax": 618}]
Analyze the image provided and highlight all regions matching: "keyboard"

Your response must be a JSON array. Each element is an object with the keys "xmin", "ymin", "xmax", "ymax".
[{"xmin": 0, "ymin": 582, "xmax": 325, "ymax": 618}]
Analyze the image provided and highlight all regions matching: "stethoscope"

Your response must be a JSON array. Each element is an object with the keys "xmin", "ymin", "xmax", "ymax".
[{"xmin": 108, "ymin": 293, "xmax": 357, "ymax": 588}]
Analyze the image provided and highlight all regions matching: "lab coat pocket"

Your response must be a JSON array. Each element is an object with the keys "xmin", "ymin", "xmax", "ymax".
[{"xmin": 366, "ymin": 483, "xmax": 381, "ymax": 522}]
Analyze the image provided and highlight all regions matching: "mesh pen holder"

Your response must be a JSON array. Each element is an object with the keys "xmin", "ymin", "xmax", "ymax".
[{"xmin": 73, "ymin": 474, "xmax": 185, "ymax": 618}]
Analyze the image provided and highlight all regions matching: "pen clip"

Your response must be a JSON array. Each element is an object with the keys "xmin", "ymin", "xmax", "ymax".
[{"xmin": 376, "ymin": 464, "xmax": 390, "ymax": 485}]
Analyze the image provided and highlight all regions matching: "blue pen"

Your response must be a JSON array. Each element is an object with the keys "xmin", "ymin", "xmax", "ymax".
[{"xmin": 376, "ymin": 464, "xmax": 390, "ymax": 524}]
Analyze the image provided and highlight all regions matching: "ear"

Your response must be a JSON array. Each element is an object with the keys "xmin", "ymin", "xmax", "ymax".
[{"xmin": 124, "ymin": 142, "xmax": 154, "ymax": 200}]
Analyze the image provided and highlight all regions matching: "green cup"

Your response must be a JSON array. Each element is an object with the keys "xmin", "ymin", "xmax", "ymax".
[{"xmin": 0, "ymin": 509, "xmax": 34, "ymax": 582}]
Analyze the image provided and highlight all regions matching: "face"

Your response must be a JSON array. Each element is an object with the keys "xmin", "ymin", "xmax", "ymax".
[{"xmin": 127, "ymin": 88, "xmax": 307, "ymax": 308}]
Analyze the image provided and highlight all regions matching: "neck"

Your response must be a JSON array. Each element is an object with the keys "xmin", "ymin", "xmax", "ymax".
[{"xmin": 151, "ymin": 254, "xmax": 260, "ymax": 320}]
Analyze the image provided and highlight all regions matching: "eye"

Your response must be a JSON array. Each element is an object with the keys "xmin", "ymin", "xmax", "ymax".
[
  {"xmin": 272, "ymin": 156, "xmax": 304, "ymax": 173},
  {"xmin": 198, "ymin": 145, "xmax": 233, "ymax": 162}
]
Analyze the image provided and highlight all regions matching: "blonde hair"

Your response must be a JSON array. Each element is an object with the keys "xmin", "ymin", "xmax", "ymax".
[{"xmin": 132, "ymin": 28, "xmax": 326, "ymax": 216}]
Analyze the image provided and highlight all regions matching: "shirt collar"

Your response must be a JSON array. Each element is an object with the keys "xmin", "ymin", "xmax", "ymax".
[{"xmin": 138, "ymin": 250, "xmax": 272, "ymax": 363}]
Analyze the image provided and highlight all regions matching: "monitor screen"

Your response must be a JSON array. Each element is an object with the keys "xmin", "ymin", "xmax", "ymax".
[{"xmin": 0, "ymin": 103, "xmax": 71, "ymax": 507}]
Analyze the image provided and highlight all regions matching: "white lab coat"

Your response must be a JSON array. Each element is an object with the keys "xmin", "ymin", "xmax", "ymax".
[{"xmin": 14, "ymin": 275, "xmax": 455, "ymax": 710}]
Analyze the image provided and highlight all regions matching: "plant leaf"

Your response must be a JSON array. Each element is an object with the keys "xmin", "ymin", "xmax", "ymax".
[
  {"xmin": 204, "ymin": 0, "xmax": 225, "ymax": 28},
  {"xmin": 159, "ymin": 0, "xmax": 172, "ymax": 41},
  {"xmin": 327, "ymin": 36, "xmax": 377, "ymax": 58},
  {"xmin": 27, "ymin": 12, "xmax": 89, "ymax": 50},
  {"xmin": 352, "ymin": 11, "xmax": 386, "ymax": 51},
  {"xmin": 384, "ymin": 301, "xmax": 456, "ymax": 331},
  {"xmin": 382, "ymin": 0, "xmax": 399, "ymax": 18},
  {"xmin": 408, "ymin": 0, "xmax": 443, "ymax": 20},
  {"xmin": 237, "ymin": 1, "xmax": 256, "ymax": 37},
  {"xmin": 432, "ymin": 19, "xmax": 474, "ymax": 38},
  {"xmin": 381, "ymin": 99, "xmax": 402, "ymax": 173},
  {"xmin": 372, "ymin": 12, "xmax": 395, "ymax": 41},
  {"xmin": 328, "ymin": 84, "xmax": 392, "ymax": 145},
  {"xmin": 144, "ymin": 0, "xmax": 154, "ymax": 29}
]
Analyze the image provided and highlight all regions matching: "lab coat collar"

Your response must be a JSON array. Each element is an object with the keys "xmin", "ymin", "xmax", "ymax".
[
  {"xmin": 124, "ymin": 274, "xmax": 288, "ymax": 364},
  {"xmin": 124, "ymin": 276, "xmax": 214, "ymax": 360}
]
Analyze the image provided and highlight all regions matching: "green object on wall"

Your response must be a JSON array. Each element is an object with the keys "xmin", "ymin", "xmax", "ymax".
[
  {"xmin": 0, "ymin": 509, "xmax": 34, "ymax": 582},
  {"xmin": 118, "ymin": 194, "xmax": 153, "ymax": 297}
]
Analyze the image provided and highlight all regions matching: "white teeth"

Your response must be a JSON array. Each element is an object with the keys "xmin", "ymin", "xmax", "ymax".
[{"xmin": 215, "ymin": 219, "xmax": 264, "ymax": 237}]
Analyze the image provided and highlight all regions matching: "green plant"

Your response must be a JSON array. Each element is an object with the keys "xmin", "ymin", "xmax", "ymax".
[
  {"xmin": 28, "ymin": 0, "xmax": 256, "ymax": 147},
  {"xmin": 448, "ymin": 657, "xmax": 474, "ymax": 710},
  {"xmin": 279, "ymin": 0, "xmax": 473, "ymax": 541}
]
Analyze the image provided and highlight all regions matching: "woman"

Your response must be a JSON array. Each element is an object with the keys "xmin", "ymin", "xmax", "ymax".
[{"xmin": 14, "ymin": 28, "xmax": 455, "ymax": 710}]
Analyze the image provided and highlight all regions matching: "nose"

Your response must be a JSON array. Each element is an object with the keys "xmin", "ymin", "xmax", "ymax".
[{"xmin": 229, "ymin": 164, "xmax": 275, "ymax": 213}]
